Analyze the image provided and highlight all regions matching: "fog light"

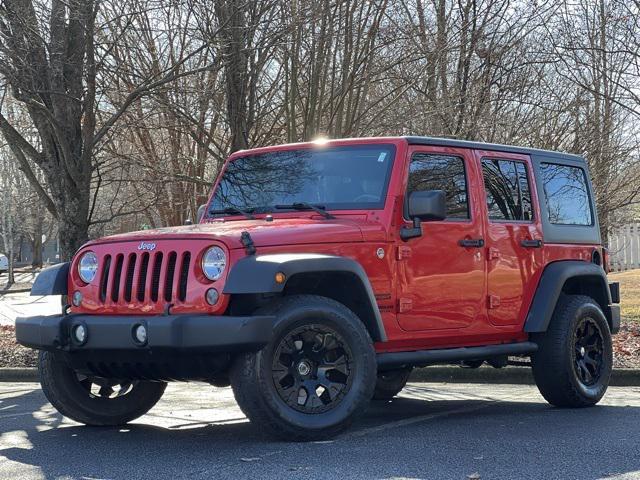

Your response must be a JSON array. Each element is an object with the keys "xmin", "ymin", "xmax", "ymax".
[
  {"xmin": 73, "ymin": 324, "xmax": 87, "ymax": 344},
  {"xmin": 72, "ymin": 291, "xmax": 82, "ymax": 307},
  {"xmin": 205, "ymin": 288, "xmax": 219, "ymax": 305},
  {"xmin": 133, "ymin": 324, "xmax": 147, "ymax": 344},
  {"xmin": 275, "ymin": 272, "xmax": 286, "ymax": 284}
]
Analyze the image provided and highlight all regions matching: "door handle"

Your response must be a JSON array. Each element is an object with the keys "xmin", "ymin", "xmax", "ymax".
[
  {"xmin": 458, "ymin": 238, "xmax": 485, "ymax": 248},
  {"xmin": 521, "ymin": 239, "xmax": 542, "ymax": 248}
]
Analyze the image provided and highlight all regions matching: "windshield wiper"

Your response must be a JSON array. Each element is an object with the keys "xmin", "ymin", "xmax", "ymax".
[
  {"xmin": 274, "ymin": 202, "xmax": 335, "ymax": 219},
  {"xmin": 208, "ymin": 206, "xmax": 255, "ymax": 220}
]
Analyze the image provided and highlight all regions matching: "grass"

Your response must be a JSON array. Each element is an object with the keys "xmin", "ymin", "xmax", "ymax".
[{"xmin": 609, "ymin": 269, "xmax": 640, "ymax": 323}]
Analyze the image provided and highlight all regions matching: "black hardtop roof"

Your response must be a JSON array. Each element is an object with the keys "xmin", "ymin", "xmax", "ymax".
[{"xmin": 404, "ymin": 136, "xmax": 584, "ymax": 162}]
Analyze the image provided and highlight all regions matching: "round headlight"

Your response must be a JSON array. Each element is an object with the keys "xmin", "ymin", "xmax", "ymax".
[
  {"xmin": 78, "ymin": 252, "xmax": 98, "ymax": 284},
  {"xmin": 202, "ymin": 246, "xmax": 226, "ymax": 281}
]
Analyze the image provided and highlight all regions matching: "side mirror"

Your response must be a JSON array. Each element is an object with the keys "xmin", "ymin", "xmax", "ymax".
[
  {"xmin": 407, "ymin": 190, "xmax": 447, "ymax": 221},
  {"xmin": 401, "ymin": 190, "xmax": 446, "ymax": 241},
  {"xmin": 196, "ymin": 204, "xmax": 207, "ymax": 223}
]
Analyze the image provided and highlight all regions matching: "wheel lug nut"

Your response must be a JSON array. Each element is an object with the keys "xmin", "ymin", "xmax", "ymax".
[{"xmin": 297, "ymin": 361, "xmax": 311, "ymax": 376}]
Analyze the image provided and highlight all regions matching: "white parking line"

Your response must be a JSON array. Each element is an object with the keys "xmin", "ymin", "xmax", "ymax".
[
  {"xmin": 346, "ymin": 389, "xmax": 535, "ymax": 439},
  {"xmin": 347, "ymin": 401, "xmax": 497, "ymax": 438}
]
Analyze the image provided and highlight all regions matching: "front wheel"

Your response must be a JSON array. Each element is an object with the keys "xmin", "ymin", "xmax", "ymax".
[
  {"xmin": 230, "ymin": 295, "xmax": 377, "ymax": 441},
  {"xmin": 531, "ymin": 295, "xmax": 613, "ymax": 407},
  {"xmin": 39, "ymin": 351, "xmax": 167, "ymax": 425}
]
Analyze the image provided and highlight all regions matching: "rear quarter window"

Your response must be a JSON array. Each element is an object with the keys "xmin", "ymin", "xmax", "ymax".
[{"xmin": 540, "ymin": 163, "xmax": 593, "ymax": 226}]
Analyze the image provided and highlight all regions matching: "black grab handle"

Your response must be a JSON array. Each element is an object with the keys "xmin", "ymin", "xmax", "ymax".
[
  {"xmin": 458, "ymin": 238, "xmax": 485, "ymax": 248},
  {"xmin": 521, "ymin": 239, "xmax": 543, "ymax": 248}
]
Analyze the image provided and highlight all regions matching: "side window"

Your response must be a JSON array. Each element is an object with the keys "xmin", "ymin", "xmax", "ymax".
[
  {"xmin": 540, "ymin": 163, "xmax": 592, "ymax": 225},
  {"xmin": 482, "ymin": 159, "xmax": 533, "ymax": 221},
  {"xmin": 408, "ymin": 153, "xmax": 469, "ymax": 219}
]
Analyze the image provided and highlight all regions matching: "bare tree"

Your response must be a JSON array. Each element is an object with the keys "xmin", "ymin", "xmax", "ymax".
[
  {"xmin": 0, "ymin": 0, "xmax": 215, "ymax": 259},
  {"xmin": 544, "ymin": 0, "xmax": 640, "ymax": 237},
  {"xmin": 0, "ymin": 0, "xmax": 638, "ymax": 244}
]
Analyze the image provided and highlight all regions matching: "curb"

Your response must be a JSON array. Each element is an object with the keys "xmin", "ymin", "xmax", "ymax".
[
  {"xmin": 2, "ymin": 366, "xmax": 640, "ymax": 386},
  {"xmin": 0, "ymin": 368, "xmax": 38, "ymax": 382},
  {"xmin": 410, "ymin": 366, "xmax": 640, "ymax": 387}
]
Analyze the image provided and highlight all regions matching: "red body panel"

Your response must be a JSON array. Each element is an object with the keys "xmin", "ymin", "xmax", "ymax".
[
  {"xmin": 396, "ymin": 145, "xmax": 486, "ymax": 334},
  {"xmin": 474, "ymin": 149, "xmax": 545, "ymax": 328},
  {"xmin": 68, "ymin": 137, "xmax": 600, "ymax": 354}
]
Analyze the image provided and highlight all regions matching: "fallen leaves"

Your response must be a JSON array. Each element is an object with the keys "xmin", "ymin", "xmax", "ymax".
[
  {"xmin": 613, "ymin": 322, "xmax": 640, "ymax": 369},
  {"xmin": 0, "ymin": 325, "xmax": 37, "ymax": 368}
]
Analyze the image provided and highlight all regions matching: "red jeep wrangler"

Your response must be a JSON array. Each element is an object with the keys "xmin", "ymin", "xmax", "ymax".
[{"xmin": 16, "ymin": 137, "xmax": 621, "ymax": 440}]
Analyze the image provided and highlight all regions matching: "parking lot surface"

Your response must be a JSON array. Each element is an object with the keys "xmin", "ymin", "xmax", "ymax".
[
  {"xmin": 1, "ymin": 381, "xmax": 639, "ymax": 480},
  {"xmin": 0, "ymin": 271, "xmax": 59, "ymax": 326}
]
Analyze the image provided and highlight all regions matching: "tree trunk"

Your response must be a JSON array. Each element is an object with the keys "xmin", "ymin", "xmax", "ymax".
[
  {"xmin": 7, "ymin": 253, "xmax": 15, "ymax": 287},
  {"xmin": 32, "ymin": 228, "xmax": 43, "ymax": 268},
  {"xmin": 56, "ymin": 201, "xmax": 90, "ymax": 262},
  {"xmin": 215, "ymin": 1, "xmax": 250, "ymax": 153}
]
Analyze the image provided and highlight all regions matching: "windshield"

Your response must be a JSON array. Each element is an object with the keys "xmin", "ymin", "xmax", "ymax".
[{"xmin": 207, "ymin": 144, "xmax": 396, "ymax": 217}]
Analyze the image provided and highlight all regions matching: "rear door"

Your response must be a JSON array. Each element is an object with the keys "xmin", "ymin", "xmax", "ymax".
[
  {"xmin": 396, "ymin": 146, "xmax": 486, "ymax": 331},
  {"xmin": 476, "ymin": 150, "xmax": 544, "ymax": 326}
]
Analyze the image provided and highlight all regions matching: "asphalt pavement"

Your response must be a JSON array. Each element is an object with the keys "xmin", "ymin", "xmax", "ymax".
[{"xmin": 1, "ymin": 381, "xmax": 639, "ymax": 480}]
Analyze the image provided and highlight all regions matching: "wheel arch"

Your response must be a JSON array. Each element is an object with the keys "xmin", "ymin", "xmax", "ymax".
[
  {"xmin": 31, "ymin": 262, "xmax": 70, "ymax": 296},
  {"xmin": 223, "ymin": 254, "xmax": 386, "ymax": 342},
  {"xmin": 524, "ymin": 260, "xmax": 616, "ymax": 333}
]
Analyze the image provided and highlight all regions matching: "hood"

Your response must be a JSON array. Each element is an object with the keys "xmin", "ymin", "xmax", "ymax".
[{"xmin": 85, "ymin": 216, "xmax": 371, "ymax": 250}]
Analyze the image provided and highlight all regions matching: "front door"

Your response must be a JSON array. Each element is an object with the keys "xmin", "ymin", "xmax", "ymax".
[
  {"xmin": 477, "ymin": 150, "xmax": 543, "ymax": 326},
  {"xmin": 397, "ymin": 147, "xmax": 486, "ymax": 331}
]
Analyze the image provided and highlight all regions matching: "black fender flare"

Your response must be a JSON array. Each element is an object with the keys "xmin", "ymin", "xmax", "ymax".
[
  {"xmin": 524, "ymin": 260, "xmax": 613, "ymax": 333},
  {"xmin": 31, "ymin": 262, "xmax": 70, "ymax": 296},
  {"xmin": 223, "ymin": 253, "xmax": 387, "ymax": 341}
]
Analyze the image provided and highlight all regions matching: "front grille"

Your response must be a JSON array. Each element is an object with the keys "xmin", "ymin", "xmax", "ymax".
[
  {"xmin": 137, "ymin": 253, "xmax": 150, "ymax": 302},
  {"xmin": 98, "ymin": 249, "xmax": 191, "ymax": 305}
]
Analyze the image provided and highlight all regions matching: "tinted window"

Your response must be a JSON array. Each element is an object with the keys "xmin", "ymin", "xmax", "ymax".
[
  {"xmin": 407, "ymin": 154, "xmax": 469, "ymax": 219},
  {"xmin": 540, "ymin": 163, "xmax": 592, "ymax": 225},
  {"xmin": 482, "ymin": 159, "xmax": 533, "ymax": 221},
  {"xmin": 208, "ymin": 145, "xmax": 395, "ymax": 216}
]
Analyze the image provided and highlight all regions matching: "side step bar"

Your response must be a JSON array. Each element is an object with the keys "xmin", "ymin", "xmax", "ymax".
[{"xmin": 376, "ymin": 341, "xmax": 538, "ymax": 370}]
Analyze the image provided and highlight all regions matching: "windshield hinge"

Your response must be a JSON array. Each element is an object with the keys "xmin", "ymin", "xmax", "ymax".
[
  {"xmin": 241, "ymin": 231, "xmax": 256, "ymax": 256},
  {"xmin": 397, "ymin": 246, "xmax": 412, "ymax": 260}
]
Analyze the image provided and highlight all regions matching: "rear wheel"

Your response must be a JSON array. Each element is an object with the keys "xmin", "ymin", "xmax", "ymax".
[
  {"xmin": 230, "ymin": 295, "xmax": 376, "ymax": 441},
  {"xmin": 39, "ymin": 351, "xmax": 167, "ymax": 425},
  {"xmin": 373, "ymin": 368, "xmax": 412, "ymax": 400},
  {"xmin": 531, "ymin": 295, "xmax": 612, "ymax": 407}
]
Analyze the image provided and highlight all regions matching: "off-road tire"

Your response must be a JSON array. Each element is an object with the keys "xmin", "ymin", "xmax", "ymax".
[
  {"xmin": 230, "ymin": 295, "xmax": 377, "ymax": 441},
  {"xmin": 531, "ymin": 294, "xmax": 613, "ymax": 408},
  {"xmin": 39, "ymin": 351, "xmax": 167, "ymax": 425},
  {"xmin": 373, "ymin": 368, "xmax": 412, "ymax": 400}
]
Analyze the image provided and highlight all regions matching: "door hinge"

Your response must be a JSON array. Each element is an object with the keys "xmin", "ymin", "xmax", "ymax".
[
  {"xmin": 489, "ymin": 247, "xmax": 500, "ymax": 260},
  {"xmin": 488, "ymin": 295, "xmax": 501, "ymax": 309},
  {"xmin": 398, "ymin": 297, "xmax": 413, "ymax": 313},
  {"xmin": 397, "ymin": 245, "xmax": 412, "ymax": 260}
]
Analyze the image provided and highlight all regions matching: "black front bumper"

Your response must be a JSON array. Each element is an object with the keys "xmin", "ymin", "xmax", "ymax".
[
  {"xmin": 15, "ymin": 313, "xmax": 276, "ymax": 381},
  {"xmin": 15, "ymin": 313, "xmax": 275, "ymax": 353}
]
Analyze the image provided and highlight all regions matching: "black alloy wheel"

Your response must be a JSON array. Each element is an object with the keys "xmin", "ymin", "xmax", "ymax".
[
  {"xmin": 573, "ymin": 317, "xmax": 605, "ymax": 387},
  {"xmin": 531, "ymin": 294, "xmax": 613, "ymax": 408},
  {"xmin": 230, "ymin": 294, "xmax": 377, "ymax": 441},
  {"xmin": 76, "ymin": 374, "xmax": 138, "ymax": 399},
  {"xmin": 271, "ymin": 324, "xmax": 353, "ymax": 414},
  {"xmin": 39, "ymin": 351, "xmax": 167, "ymax": 425}
]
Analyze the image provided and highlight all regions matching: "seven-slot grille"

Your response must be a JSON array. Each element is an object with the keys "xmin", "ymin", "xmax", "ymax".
[{"xmin": 99, "ymin": 250, "xmax": 191, "ymax": 304}]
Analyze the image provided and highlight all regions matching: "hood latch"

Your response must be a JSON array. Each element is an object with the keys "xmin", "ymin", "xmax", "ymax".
[{"xmin": 241, "ymin": 231, "xmax": 256, "ymax": 256}]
